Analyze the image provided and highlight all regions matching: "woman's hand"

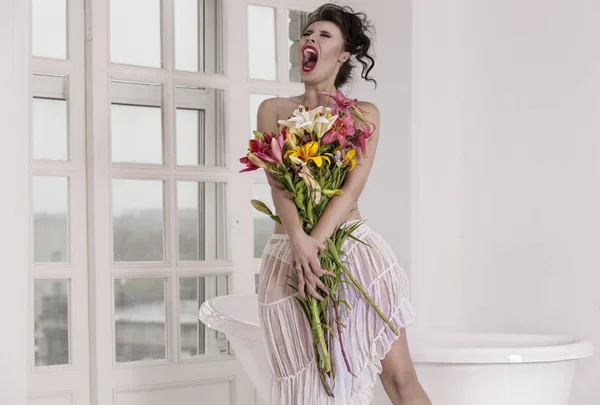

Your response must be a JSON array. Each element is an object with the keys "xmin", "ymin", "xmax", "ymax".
[{"xmin": 289, "ymin": 231, "xmax": 335, "ymax": 301}]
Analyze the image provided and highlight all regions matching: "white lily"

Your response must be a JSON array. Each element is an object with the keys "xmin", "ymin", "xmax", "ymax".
[
  {"xmin": 297, "ymin": 163, "xmax": 322, "ymax": 205},
  {"xmin": 277, "ymin": 105, "xmax": 332, "ymax": 134},
  {"xmin": 313, "ymin": 114, "xmax": 338, "ymax": 139}
]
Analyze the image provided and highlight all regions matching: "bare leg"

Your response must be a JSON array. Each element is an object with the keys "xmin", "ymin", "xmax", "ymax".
[{"xmin": 380, "ymin": 328, "xmax": 432, "ymax": 405}]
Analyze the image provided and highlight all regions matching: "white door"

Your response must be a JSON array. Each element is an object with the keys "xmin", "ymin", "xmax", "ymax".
[{"xmin": 27, "ymin": 0, "xmax": 326, "ymax": 404}]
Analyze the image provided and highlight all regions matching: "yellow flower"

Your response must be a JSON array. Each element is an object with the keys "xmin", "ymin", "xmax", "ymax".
[
  {"xmin": 344, "ymin": 149, "xmax": 357, "ymax": 170},
  {"xmin": 285, "ymin": 141, "xmax": 331, "ymax": 167},
  {"xmin": 333, "ymin": 147, "xmax": 357, "ymax": 170}
]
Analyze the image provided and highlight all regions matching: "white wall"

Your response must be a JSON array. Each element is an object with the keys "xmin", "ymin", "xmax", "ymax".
[
  {"xmin": 349, "ymin": 0, "xmax": 464, "ymax": 330},
  {"xmin": 0, "ymin": 0, "xmax": 30, "ymax": 404},
  {"xmin": 457, "ymin": 1, "xmax": 600, "ymax": 403},
  {"xmin": 345, "ymin": 0, "xmax": 414, "ymax": 280},
  {"xmin": 353, "ymin": 0, "xmax": 599, "ymax": 403}
]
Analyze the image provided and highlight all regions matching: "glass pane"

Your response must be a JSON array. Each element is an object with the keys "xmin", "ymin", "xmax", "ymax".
[
  {"xmin": 32, "ymin": 97, "xmax": 68, "ymax": 161},
  {"xmin": 175, "ymin": 86, "xmax": 225, "ymax": 166},
  {"xmin": 253, "ymin": 183, "xmax": 274, "ymax": 258},
  {"xmin": 111, "ymin": 81, "xmax": 163, "ymax": 164},
  {"xmin": 34, "ymin": 279, "xmax": 70, "ymax": 366},
  {"xmin": 113, "ymin": 179, "xmax": 165, "ymax": 262},
  {"xmin": 288, "ymin": 10, "xmax": 309, "ymax": 83},
  {"xmin": 180, "ymin": 275, "xmax": 229, "ymax": 358},
  {"xmin": 110, "ymin": 0, "xmax": 162, "ymax": 67},
  {"xmin": 249, "ymin": 94, "xmax": 275, "ymax": 136},
  {"xmin": 175, "ymin": 0, "xmax": 222, "ymax": 74},
  {"xmin": 247, "ymin": 5, "xmax": 277, "ymax": 81},
  {"xmin": 178, "ymin": 181, "xmax": 227, "ymax": 261},
  {"xmin": 32, "ymin": 0, "xmax": 67, "ymax": 59},
  {"xmin": 115, "ymin": 278, "xmax": 166, "ymax": 362},
  {"xmin": 33, "ymin": 177, "xmax": 69, "ymax": 263}
]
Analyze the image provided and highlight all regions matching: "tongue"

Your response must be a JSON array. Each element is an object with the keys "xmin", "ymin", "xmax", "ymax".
[{"xmin": 304, "ymin": 59, "xmax": 317, "ymax": 70}]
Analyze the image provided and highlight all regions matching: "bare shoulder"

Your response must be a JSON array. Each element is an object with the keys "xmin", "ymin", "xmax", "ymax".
[
  {"xmin": 256, "ymin": 97, "xmax": 299, "ymax": 133},
  {"xmin": 357, "ymin": 100, "xmax": 380, "ymax": 119},
  {"xmin": 257, "ymin": 97, "xmax": 279, "ymax": 116},
  {"xmin": 258, "ymin": 97, "xmax": 300, "ymax": 119}
]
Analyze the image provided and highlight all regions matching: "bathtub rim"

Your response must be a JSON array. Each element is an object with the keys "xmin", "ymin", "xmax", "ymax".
[
  {"xmin": 199, "ymin": 294, "xmax": 595, "ymax": 365},
  {"xmin": 407, "ymin": 333, "xmax": 595, "ymax": 364}
]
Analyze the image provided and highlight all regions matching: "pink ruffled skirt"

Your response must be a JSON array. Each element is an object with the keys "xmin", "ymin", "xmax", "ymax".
[{"xmin": 257, "ymin": 221, "xmax": 416, "ymax": 405}]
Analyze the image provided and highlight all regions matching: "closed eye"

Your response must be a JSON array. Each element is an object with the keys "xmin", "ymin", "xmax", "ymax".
[{"xmin": 302, "ymin": 30, "xmax": 332, "ymax": 38}]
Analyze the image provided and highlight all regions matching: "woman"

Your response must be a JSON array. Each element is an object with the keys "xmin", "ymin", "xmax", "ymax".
[{"xmin": 256, "ymin": 4, "xmax": 431, "ymax": 405}]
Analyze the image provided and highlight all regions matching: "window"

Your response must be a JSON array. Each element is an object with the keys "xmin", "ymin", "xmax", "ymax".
[
  {"xmin": 29, "ymin": 1, "xmax": 89, "ymax": 401},
  {"xmin": 28, "ymin": 1, "xmax": 322, "ymax": 404}
]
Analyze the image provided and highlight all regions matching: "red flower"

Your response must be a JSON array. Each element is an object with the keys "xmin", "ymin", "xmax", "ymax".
[
  {"xmin": 239, "ymin": 131, "xmax": 286, "ymax": 172},
  {"xmin": 239, "ymin": 156, "xmax": 260, "ymax": 172}
]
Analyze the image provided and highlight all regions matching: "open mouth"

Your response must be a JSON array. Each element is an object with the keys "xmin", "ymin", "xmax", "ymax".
[{"xmin": 302, "ymin": 45, "xmax": 318, "ymax": 73}]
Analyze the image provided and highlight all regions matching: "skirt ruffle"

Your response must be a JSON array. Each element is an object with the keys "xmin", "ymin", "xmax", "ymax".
[{"xmin": 258, "ymin": 223, "xmax": 416, "ymax": 405}]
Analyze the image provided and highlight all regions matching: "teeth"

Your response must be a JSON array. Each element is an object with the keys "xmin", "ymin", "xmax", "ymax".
[{"xmin": 303, "ymin": 48, "xmax": 317, "ymax": 58}]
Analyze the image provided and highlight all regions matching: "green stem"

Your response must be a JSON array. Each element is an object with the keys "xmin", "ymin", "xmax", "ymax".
[
  {"xmin": 312, "ymin": 314, "xmax": 334, "ymax": 397},
  {"xmin": 341, "ymin": 263, "xmax": 399, "ymax": 336},
  {"xmin": 325, "ymin": 239, "xmax": 399, "ymax": 337},
  {"xmin": 310, "ymin": 298, "xmax": 331, "ymax": 372}
]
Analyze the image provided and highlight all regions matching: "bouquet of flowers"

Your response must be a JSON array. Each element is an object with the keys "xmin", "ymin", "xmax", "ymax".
[{"xmin": 240, "ymin": 91, "xmax": 398, "ymax": 396}]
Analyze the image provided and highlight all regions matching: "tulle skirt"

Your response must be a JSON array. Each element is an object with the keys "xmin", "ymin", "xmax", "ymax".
[{"xmin": 257, "ymin": 221, "xmax": 416, "ymax": 405}]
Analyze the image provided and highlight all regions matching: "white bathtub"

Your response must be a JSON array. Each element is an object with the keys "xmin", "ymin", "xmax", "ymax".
[{"xmin": 199, "ymin": 294, "xmax": 594, "ymax": 405}]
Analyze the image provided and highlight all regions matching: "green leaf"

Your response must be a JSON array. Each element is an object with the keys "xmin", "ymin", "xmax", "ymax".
[
  {"xmin": 294, "ymin": 196, "xmax": 306, "ymax": 210},
  {"xmin": 252, "ymin": 130, "xmax": 265, "ymax": 141},
  {"xmin": 307, "ymin": 198, "xmax": 315, "ymax": 224},
  {"xmin": 338, "ymin": 299, "xmax": 351, "ymax": 311},
  {"xmin": 284, "ymin": 173, "xmax": 296, "ymax": 193},
  {"xmin": 270, "ymin": 215, "xmax": 282, "ymax": 224},
  {"xmin": 347, "ymin": 233, "xmax": 372, "ymax": 247},
  {"xmin": 251, "ymin": 199, "xmax": 273, "ymax": 216},
  {"xmin": 319, "ymin": 250, "xmax": 334, "ymax": 261},
  {"xmin": 322, "ymin": 189, "xmax": 344, "ymax": 197},
  {"xmin": 318, "ymin": 177, "xmax": 326, "ymax": 188}
]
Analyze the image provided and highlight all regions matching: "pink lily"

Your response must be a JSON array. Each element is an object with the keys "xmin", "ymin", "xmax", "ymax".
[
  {"xmin": 321, "ymin": 114, "xmax": 355, "ymax": 147},
  {"xmin": 351, "ymin": 121, "xmax": 376, "ymax": 158},
  {"xmin": 318, "ymin": 90, "xmax": 365, "ymax": 119},
  {"xmin": 271, "ymin": 133, "xmax": 285, "ymax": 164}
]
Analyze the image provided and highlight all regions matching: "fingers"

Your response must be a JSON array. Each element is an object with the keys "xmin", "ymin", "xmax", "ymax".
[
  {"xmin": 308, "ymin": 266, "xmax": 333, "ymax": 299},
  {"xmin": 310, "ymin": 258, "xmax": 325, "ymax": 277},
  {"xmin": 296, "ymin": 265, "xmax": 307, "ymax": 300},
  {"xmin": 302, "ymin": 267, "xmax": 325, "ymax": 301},
  {"xmin": 314, "ymin": 277, "xmax": 330, "ymax": 296},
  {"xmin": 310, "ymin": 258, "xmax": 336, "ymax": 279},
  {"xmin": 306, "ymin": 281, "xmax": 324, "ymax": 301}
]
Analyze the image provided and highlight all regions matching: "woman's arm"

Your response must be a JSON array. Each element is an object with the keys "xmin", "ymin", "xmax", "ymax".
[
  {"xmin": 256, "ymin": 99, "xmax": 333, "ymax": 300},
  {"xmin": 256, "ymin": 99, "xmax": 305, "ymax": 240},
  {"xmin": 310, "ymin": 101, "xmax": 381, "ymax": 244}
]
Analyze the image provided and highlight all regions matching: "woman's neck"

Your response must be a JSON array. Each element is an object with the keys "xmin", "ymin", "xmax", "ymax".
[{"xmin": 300, "ymin": 83, "xmax": 338, "ymax": 109}]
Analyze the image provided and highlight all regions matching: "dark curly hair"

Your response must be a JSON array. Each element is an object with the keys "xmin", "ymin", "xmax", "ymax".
[{"xmin": 303, "ymin": 3, "xmax": 376, "ymax": 89}]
